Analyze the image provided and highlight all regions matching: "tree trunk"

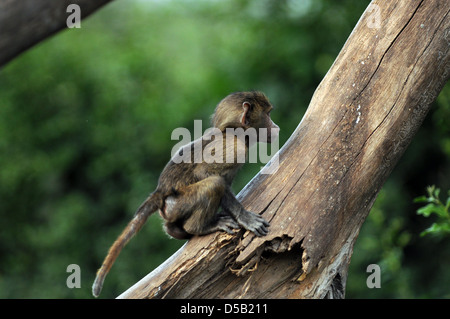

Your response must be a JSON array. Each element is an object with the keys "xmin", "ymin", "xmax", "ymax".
[
  {"xmin": 0, "ymin": 0, "xmax": 114, "ymax": 68},
  {"xmin": 118, "ymin": 0, "xmax": 449, "ymax": 299}
]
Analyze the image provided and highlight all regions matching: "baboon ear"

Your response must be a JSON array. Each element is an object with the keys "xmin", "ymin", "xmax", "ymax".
[{"xmin": 240, "ymin": 102, "xmax": 251, "ymax": 126}]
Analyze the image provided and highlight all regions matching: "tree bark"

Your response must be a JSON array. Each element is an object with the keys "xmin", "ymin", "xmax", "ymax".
[
  {"xmin": 0, "ymin": 0, "xmax": 114, "ymax": 68},
  {"xmin": 118, "ymin": 0, "xmax": 449, "ymax": 299}
]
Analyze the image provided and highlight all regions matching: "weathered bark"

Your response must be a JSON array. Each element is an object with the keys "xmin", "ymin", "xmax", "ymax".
[
  {"xmin": 0, "ymin": 0, "xmax": 114, "ymax": 68},
  {"xmin": 118, "ymin": 0, "xmax": 449, "ymax": 299}
]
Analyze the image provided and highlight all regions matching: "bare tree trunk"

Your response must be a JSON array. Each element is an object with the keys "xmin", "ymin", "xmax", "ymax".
[
  {"xmin": 118, "ymin": 0, "xmax": 449, "ymax": 299},
  {"xmin": 0, "ymin": 0, "xmax": 114, "ymax": 68}
]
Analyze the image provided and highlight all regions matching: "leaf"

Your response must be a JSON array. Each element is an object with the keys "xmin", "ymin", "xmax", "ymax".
[
  {"xmin": 433, "ymin": 187, "xmax": 441, "ymax": 199},
  {"xmin": 426, "ymin": 185, "xmax": 436, "ymax": 197},
  {"xmin": 434, "ymin": 205, "xmax": 449, "ymax": 219},
  {"xmin": 413, "ymin": 195, "xmax": 428, "ymax": 203},
  {"xmin": 420, "ymin": 223, "xmax": 438, "ymax": 237},
  {"xmin": 420, "ymin": 222, "xmax": 450, "ymax": 237},
  {"xmin": 416, "ymin": 203, "xmax": 438, "ymax": 217}
]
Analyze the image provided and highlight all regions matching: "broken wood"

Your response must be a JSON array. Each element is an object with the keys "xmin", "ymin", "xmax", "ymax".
[{"xmin": 118, "ymin": 0, "xmax": 449, "ymax": 299}]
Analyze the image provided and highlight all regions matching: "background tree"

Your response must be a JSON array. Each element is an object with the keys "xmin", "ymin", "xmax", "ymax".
[{"xmin": 0, "ymin": 0, "xmax": 448, "ymax": 298}]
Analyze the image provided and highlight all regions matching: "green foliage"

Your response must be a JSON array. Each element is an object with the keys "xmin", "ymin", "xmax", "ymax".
[
  {"xmin": 414, "ymin": 186, "xmax": 450, "ymax": 237},
  {"xmin": 347, "ymin": 182, "xmax": 415, "ymax": 298},
  {"xmin": 0, "ymin": 0, "xmax": 448, "ymax": 299}
]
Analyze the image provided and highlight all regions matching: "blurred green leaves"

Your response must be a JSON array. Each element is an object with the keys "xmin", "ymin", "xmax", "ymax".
[{"xmin": 415, "ymin": 186, "xmax": 450, "ymax": 237}]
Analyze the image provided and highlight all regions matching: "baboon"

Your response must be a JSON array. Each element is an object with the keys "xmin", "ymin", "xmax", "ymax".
[{"xmin": 92, "ymin": 91, "xmax": 279, "ymax": 297}]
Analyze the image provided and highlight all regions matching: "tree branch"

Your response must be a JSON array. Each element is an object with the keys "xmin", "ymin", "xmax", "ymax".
[{"xmin": 0, "ymin": 0, "xmax": 114, "ymax": 68}]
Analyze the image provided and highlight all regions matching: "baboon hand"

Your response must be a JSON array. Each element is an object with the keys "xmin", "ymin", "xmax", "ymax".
[
  {"xmin": 236, "ymin": 210, "xmax": 270, "ymax": 237},
  {"xmin": 216, "ymin": 215, "xmax": 240, "ymax": 234}
]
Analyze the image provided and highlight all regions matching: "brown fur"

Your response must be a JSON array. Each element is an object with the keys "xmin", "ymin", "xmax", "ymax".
[{"xmin": 92, "ymin": 91, "xmax": 279, "ymax": 297}]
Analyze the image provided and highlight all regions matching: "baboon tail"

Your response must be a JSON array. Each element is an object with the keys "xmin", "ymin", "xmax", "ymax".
[{"xmin": 92, "ymin": 192, "xmax": 162, "ymax": 297}]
